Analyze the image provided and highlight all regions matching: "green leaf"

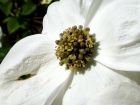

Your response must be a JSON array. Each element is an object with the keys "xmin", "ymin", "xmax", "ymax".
[
  {"xmin": 0, "ymin": 47, "xmax": 10, "ymax": 62},
  {"xmin": 0, "ymin": 1, "xmax": 12, "ymax": 16},
  {"xmin": 22, "ymin": 29, "xmax": 32, "ymax": 37},
  {"xmin": 21, "ymin": 2, "xmax": 37, "ymax": 16},
  {"xmin": 5, "ymin": 17, "xmax": 20, "ymax": 34},
  {"xmin": 24, "ymin": 0, "xmax": 32, "ymax": 3},
  {"xmin": 0, "ymin": 0, "xmax": 10, "ymax": 4},
  {"xmin": 20, "ymin": 21, "xmax": 27, "ymax": 29}
]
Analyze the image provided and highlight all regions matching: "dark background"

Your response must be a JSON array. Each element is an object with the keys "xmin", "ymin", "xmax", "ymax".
[{"xmin": 0, "ymin": 0, "xmax": 58, "ymax": 62}]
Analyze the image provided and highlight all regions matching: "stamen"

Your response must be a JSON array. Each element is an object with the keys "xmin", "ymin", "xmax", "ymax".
[{"xmin": 55, "ymin": 25, "xmax": 97, "ymax": 72}]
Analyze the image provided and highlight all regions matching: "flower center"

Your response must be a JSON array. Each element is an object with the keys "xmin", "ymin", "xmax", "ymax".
[{"xmin": 55, "ymin": 25, "xmax": 97, "ymax": 72}]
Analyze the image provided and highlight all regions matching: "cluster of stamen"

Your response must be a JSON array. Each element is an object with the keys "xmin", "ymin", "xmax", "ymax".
[{"xmin": 55, "ymin": 25, "xmax": 96, "ymax": 71}]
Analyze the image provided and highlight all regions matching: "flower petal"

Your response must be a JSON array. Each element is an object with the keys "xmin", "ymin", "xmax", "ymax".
[
  {"xmin": 85, "ymin": 0, "xmax": 118, "ymax": 26},
  {"xmin": 0, "ymin": 34, "xmax": 73, "ymax": 105},
  {"xmin": 62, "ymin": 63, "xmax": 132, "ymax": 105},
  {"xmin": 0, "ymin": 34, "xmax": 55, "ymax": 82},
  {"xmin": 42, "ymin": 0, "xmax": 93, "ymax": 41},
  {"xmin": 87, "ymin": 82, "xmax": 140, "ymax": 105},
  {"xmin": 0, "ymin": 60, "xmax": 72, "ymax": 105},
  {"xmin": 89, "ymin": 0, "xmax": 140, "ymax": 71}
]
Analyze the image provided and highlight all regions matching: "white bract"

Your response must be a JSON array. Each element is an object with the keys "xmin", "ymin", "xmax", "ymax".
[
  {"xmin": 0, "ymin": 0, "xmax": 140, "ymax": 105},
  {"xmin": 87, "ymin": 82, "xmax": 140, "ymax": 105}
]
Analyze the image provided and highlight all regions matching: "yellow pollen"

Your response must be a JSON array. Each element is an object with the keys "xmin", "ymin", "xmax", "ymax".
[{"xmin": 55, "ymin": 25, "xmax": 97, "ymax": 72}]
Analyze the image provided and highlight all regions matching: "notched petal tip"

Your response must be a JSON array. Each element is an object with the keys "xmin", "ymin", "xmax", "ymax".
[
  {"xmin": 17, "ymin": 74, "xmax": 35, "ymax": 81},
  {"xmin": 0, "ymin": 34, "xmax": 55, "ymax": 82}
]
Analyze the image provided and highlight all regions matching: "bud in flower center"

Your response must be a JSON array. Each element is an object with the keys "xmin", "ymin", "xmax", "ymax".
[{"xmin": 55, "ymin": 25, "xmax": 97, "ymax": 72}]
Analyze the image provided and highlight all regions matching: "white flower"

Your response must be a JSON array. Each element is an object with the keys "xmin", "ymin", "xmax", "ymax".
[
  {"xmin": 87, "ymin": 82, "xmax": 140, "ymax": 105},
  {"xmin": 0, "ymin": 0, "xmax": 140, "ymax": 105}
]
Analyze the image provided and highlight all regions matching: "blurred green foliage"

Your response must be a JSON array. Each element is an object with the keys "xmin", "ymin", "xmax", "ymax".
[{"xmin": 0, "ymin": 0, "xmax": 58, "ymax": 62}]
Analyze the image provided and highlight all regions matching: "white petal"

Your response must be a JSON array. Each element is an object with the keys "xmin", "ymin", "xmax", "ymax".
[
  {"xmin": 89, "ymin": 0, "xmax": 140, "ymax": 71},
  {"xmin": 85, "ymin": 0, "xmax": 118, "ymax": 26},
  {"xmin": 0, "ymin": 34, "xmax": 55, "ymax": 82},
  {"xmin": 62, "ymin": 63, "xmax": 132, "ymax": 105},
  {"xmin": 116, "ymin": 71, "xmax": 140, "ymax": 85},
  {"xmin": 42, "ymin": 0, "xmax": 93, "ymax": 41},
  {"xmin": 87, "ymin": 82, "xmax": 140, "ymax": 105},
  {"xmin": 0, "ymin": 60, "xmax": 72, "ymax": 105},
  {"xmin": 0, "ymin": 34, "xmax": 73, "ymax": 105}
]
